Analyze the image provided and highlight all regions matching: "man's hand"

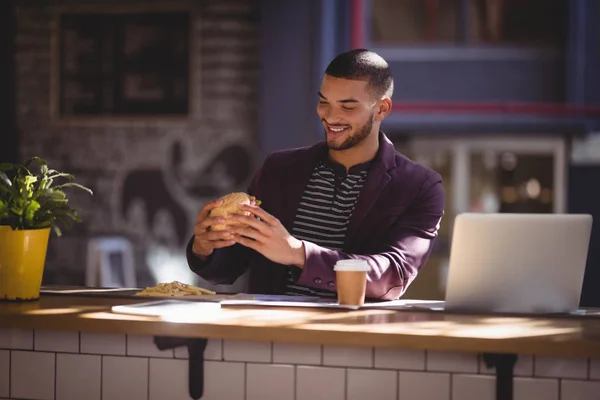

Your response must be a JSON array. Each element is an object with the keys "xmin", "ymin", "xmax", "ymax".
[
  {"xmin": 192, "ymin": 199, "xmax": 236, "ymax": 259},
  {"xmin": 229, "ymin": 204, "xmax": 306, "ymax": 268}
]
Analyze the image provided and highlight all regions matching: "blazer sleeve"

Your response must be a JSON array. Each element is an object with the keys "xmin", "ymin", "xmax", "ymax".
[
  {"xmin": 185, "ymin": 157, "xmax": 269, "ymax": 285},
  {"xmin": 295, "ymin": 171, "xmax": 445, "ymax": 300}
]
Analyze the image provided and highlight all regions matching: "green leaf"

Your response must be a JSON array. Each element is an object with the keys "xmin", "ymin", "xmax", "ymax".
[
  {"xmin": 54, "ymin": 182, "xmax": 93, "ymax": 195},
  {"xmin": 24, "ymin": 200, "xmax": 40, "ymax": 225},
  {"xmin": 0, "ymin": 171, "xmax": 11, "ymax": 187}
]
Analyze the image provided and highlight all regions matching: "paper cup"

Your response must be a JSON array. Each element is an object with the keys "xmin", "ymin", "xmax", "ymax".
[{"xmin": 334, "ymin": 259, "xmax": 369, "ymax": 306}]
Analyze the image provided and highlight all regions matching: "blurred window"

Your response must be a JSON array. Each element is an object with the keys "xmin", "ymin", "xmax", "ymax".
[{"xmin": 370, "ymin": 0, "xmax": 567, "ymax": 47}]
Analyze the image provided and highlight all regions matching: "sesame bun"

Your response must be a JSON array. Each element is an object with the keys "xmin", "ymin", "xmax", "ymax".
[{"xmin": 209, "ymin": 192, "xmax": 252, "ymax": 231}]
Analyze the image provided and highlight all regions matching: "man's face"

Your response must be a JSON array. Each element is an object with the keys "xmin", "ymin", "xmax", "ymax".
[{"xmin": 317, "ymin": 75, "xmax": 377, "ymax": 151}]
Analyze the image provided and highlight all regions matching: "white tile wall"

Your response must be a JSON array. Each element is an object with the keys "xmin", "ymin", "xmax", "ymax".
[
  {"xmin": 273, "ymin": 342, "xmax": 321, "ymax": 365},
  {"xmin": 514, "ymin": 377, "xmax": 558, "ymax": 400},
  {"xmin": 148, "ymin": 359, "xmax": 188, "ymax": 400},
  {"xmin": 480, "ymin": 354, "xmax": 533, "ymax": 376},
  {"xmin": 56, "ymin": 354, "xmax": 101, "ymax": 400},
  {"xmin": 0, "ymin": 329, "xmax": 595, "ymax": 400},
  {"xmin": 247, "ymin": 364, "xmax": 294, "ymax": 400},
  {"xmin": 127, "ymin": 335, "xmax": 174, "ymax": 358},
  {"xmin": 399, "ymin": 371, "xmax": 450, "ymax": 400},
  {"xmin": 347, "ymin": 368, "xmax": 397, "ymax": 400},
  {"xmin": 35, "ymin": 330, "xmax": 79, "ymax": 353},
  {"xmin": 375, "ymin": 348, "xmax": 425, "ymax": 370},
  {"xmin": 80, "ymin": 332, "xmax": 126, "ymax": 355},
  {"xmin": 0, "ymin": 351, "xmax": 8, "ymax": 398},
  {"xmin": 452, "ymin": 374, "xmax": 495, "ymax": 400},
  {"xmin": 561, "ymin": 380, "xmax": 600, "ymax": 400},
  {"xmin": 204, "ymin": 361, "xmax": 245, "ymax": 400},
  {"xmin": 591, "ymin": 358, "xmax": 600, "ymax": 380},
  {"xmin": 296, "ymin": 366, "xmax": 345, "ymax": 400},
  {"xmin": 427, "ymin": 351, "xmax": 479, "ymax": 373},
  {"xmin": 223, "ymin": 340, "xmax": 271, "ymax": 362},
  {"xmin": 11, "ymin": 350, "xmax": 55, "ymax": 400},
  {"xmin": 0, "ymin": 329, "xmax": 33, "ymax": 350},
  {"xmin": 534, "ymin": 356, "xmax": 588, "ymax": 379},
  {"xmin": 323, "ymin": 345, "xmax": 373, "ymax": 368},
  {"xmin": 102, "ymin": 356, "xmax": 148, "ymax": 400}
]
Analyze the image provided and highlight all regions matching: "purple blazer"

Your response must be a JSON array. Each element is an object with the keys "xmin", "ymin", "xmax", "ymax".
[{"xmin": 186, "ymin": 132, "xmax": 445, "ymax": 300}]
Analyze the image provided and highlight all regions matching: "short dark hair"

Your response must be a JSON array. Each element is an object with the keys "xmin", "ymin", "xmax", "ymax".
[{"xmin": 325, "ymin": 49, "xmax": 394, "ymax": 99}]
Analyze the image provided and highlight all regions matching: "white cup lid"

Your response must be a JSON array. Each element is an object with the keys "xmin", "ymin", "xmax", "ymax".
[{"xmin": 334, "ymin": 259, "xmax": 369, "ymax": 272}]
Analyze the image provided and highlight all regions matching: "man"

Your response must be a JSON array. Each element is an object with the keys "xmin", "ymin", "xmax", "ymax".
[{"xmin": 186, "ymin": 49, "xmax": 445, "ymax": 300}]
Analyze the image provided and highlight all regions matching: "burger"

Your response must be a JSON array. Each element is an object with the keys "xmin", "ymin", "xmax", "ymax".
[{"xmin": 209, "ymin": 192, "xmax": 260, "ymax": 231}]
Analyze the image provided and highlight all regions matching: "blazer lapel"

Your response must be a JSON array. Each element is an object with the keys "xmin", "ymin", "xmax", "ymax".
[{"xmin": 343, "ymin": 160, "xmax": 391, "ymax": 251}]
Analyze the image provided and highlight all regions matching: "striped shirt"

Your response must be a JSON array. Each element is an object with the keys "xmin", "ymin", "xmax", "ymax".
[{"xmin": 284, "ymin": 158, "xmax": 372, "ymax": 297}]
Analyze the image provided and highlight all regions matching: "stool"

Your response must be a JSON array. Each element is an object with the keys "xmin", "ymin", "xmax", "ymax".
[{"xmin": 86, "ymin": 236, "xmax": 136, "ymax": 288}]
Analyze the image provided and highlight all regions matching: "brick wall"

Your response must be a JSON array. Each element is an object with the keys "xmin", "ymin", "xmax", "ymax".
[
  {"xmin": 14, "ymin": 0, "xmax": 260, "ymax": 290},
  {"xmin": 1, "ymin": 328, "xmax": 599, "ymax": 400}
]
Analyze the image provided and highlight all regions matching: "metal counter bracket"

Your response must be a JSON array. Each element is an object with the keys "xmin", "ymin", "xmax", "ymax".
[
  {"xmin": 154, "ymin": 336, "xmax": 208, "ymax": 400},
  {"xmin": 482, "ymin": 353, "xmax": 518, "ymax": 400}
]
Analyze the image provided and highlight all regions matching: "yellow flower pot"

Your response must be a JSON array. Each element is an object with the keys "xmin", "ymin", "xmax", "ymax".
[{"xmin": 0, "ymin": 226, "xmax": 51, "ymax": 301}]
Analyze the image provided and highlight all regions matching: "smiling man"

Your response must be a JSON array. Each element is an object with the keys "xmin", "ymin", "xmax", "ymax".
[{"xmin": 187, "ymin": 49, "xmax": 445, "ymax": 300}]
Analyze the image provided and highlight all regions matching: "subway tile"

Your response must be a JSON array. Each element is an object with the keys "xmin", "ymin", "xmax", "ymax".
[
  {"xmin": 296, "ymin": 366, "xmax": 345, "ymax": 400},
  {"xmin": 273, "ymin": 342, "xmax": 321, "ymax": 365},
  {"xmin": 204, "ymin": 361, "xmax": 245, "ymax": 400},
  {"xmin": 323, "ymin": 345, "xmax": 372, "ymax": 368},
  {"xmin": 35, "ymin": 329, "xmax": 79, "ymax": 353},
  {"xmin": 590, "ymin": 358, "xmax": 599, "ymax": 380},
  {"xmin": 0, "ymin": 329, "xmax": 33, "ymax": 350},
  {"xmin": 0, "ymin": 351, "xmax": 8, "ymax": 398},
  {"xmin": 247, "ymin": 364, "xmax": 294, "ymax": 400},
  {"xmin": 80, "ymin": 332, "xmax": 126, "ymax": 355},
  {"xmin": 56, "ymin": 354, "xmax": 101, "ymax": 400},
  {"xmin": 375, "ymin": 348, "xmax": 425, "ymax": 370},
  {"xmin": 205, "ymin": 339, "xmax": 222, "ymax": 361},
  {"xmin": 11, "ymin": 350, "xmax": 55, "ymax": 400},
  {"xmin": 480, "ymin": 354, "xmax": 533, "ymax": 376},
  {"xmin": 561, "ymin": 379, "xmax": 600, "ymax": 400},
  {"xmin": 452, "ymin": 374, "xmax": 495, "ymax": 400},
  {"xmin": 149, "ymin": 358, "xmax": 188, "ymax": 400},
  {"xmin": 399, "ymin": 371, "xmax": 450, "ymax": 400},
  {"xmin": 347, "ymin": 368, "xmax": 396, "ymax": 400},
  {"xmin": 127, "ymin": 335, "xmax": 174, "ymax": 358},
  {"xmin": 534, "ymin": 356, "xmax": 588, "ymax": 379},
  {"xmin": 427, "ymin": 351, "xmax": 478, "ymax": 373},
  {"xmin": 223, "ymin": 340, "xmax": 271, "ymax": 362},
  {"xmin": 514, "ymin": 377, "xmax": 558, "ymax": 400},
  {"xmin": 102, "ymin": 356, "xmax": 148, "ymax": 400}
]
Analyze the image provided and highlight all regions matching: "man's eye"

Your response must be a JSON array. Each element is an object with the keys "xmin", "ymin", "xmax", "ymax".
[
  {"xmin": 319, "ymin": 101, "xmax": 328, "ymax": 105},
  {"xmin": 342, "ymin": 107, "xmax": 355, "ymax": 111}
]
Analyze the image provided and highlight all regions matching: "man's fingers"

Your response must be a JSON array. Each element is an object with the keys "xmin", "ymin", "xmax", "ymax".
[
  {"xmin": 240, "ymin": 204, "xmax": 278, "ymax": 226},
  {"xmin": 195, "ymin": 217, "xmax": 226, "ymax": 233},
  {"xmin": 196, "ymin": 199, "xmax": 224, "ymax": 222},
  {"xmin": 233, "ymin": 234, "xmax": 260, "ymax": 251},
  {"xmin": 211, "ymin": 240, "xmax": 236, "ymax": 249},
  {"xmin": 229, "ymin": 215, "xmax": 269, "ymax": 233},
  {"xmin": 231, "ymin": 227, "xmax": 267, "ymax": 243}
]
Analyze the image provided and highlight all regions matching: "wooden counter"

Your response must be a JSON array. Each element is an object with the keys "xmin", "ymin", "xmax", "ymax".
[{"xmin": 1, "ymin": 295, "xmax": 599, "ymax": 358}]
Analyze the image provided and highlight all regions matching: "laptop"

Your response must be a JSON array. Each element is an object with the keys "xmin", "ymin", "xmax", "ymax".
[{"xmin": 442, "ymin": 213, "xmax": 593, "ymax": 315}]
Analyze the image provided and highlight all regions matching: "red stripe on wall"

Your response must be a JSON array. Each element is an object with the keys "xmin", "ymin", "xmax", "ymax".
[{"xmin": 351, "ymin": 0, "xmax": 365, "ymax": 49}]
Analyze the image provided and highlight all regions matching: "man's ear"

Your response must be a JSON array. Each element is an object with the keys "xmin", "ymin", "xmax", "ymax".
[{"xmin": 374, "ymin": 98, "xmax": 392, "ymax": 121}]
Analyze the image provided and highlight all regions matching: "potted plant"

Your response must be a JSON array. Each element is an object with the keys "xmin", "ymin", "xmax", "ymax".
[{"xmin": 0, "ymin": 157, "xmax": 92, "ymax": 301}]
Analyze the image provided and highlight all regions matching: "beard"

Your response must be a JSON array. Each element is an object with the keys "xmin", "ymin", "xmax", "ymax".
[{"xmin": 324, "ymin": 111, "xmax": 374, "ymax": 151}]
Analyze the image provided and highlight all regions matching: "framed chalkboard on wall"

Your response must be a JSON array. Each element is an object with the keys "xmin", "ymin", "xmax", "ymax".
[{"xmin": 57, "ymin": 12, "xmax": 189, "ymax": 116}]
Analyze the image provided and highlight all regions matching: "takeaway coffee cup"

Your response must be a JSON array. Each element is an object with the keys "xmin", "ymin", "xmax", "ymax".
[{"xmin": 334, "ymin": 259, "xmax": 369, "ymax": 307}]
